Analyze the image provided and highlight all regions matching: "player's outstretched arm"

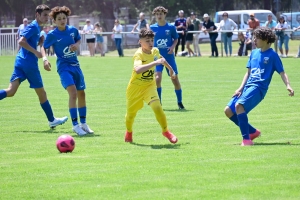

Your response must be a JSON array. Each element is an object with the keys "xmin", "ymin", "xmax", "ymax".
[
  {"xmin": 40, "ymin": 46, "xmax": 51, "ymax": 71},
  {"xmin": 233, "ymin": 69, "xmax": 250, "ymax": 97},
  {"xmin": 134, "ymin": 58, "xmax": 165, "ymax": 74},
  {"xmin": 280, "ymin": 71, "xmax": 294, "ymax": 96}
]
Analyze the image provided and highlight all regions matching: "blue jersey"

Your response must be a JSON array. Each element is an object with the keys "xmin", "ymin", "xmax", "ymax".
[
  {"xmin": 246, "ymin": 48, "xmax": 284, "ymax": 91},
  {"xmin": 150, "ymin": 23, "xmax": 178, "ymax": 58},
  {"xmin": 43, "ymin": 26, "xmax": 81, "ymax": 72},
  {"xmin": 15, "ymin": 20, "xmax": 40, "ymax": 68}
]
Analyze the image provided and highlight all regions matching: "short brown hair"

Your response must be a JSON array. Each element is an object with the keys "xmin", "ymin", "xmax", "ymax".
[
  {"xmin": 49, "ymin": 6, "xmax": 71, "ymax": 20},
  {"xmin": 253, "ymin": 27, "xmax": 276, "ymax": 44},
  {"xmin": 36, "ymin": 4, "xmax": 50, "ymax": 15},
  {"xmin": 139, "ymin": 28, "xmax": 154, "ymax": 39},
  {"xmin": 152, "ymin": 6, "xmax": 168, "ymax": 15}
]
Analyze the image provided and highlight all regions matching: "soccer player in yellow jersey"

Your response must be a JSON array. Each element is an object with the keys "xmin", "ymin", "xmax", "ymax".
[{"xmin": 125, "ymin": 29, "xmax": 178, "ymax": 144}]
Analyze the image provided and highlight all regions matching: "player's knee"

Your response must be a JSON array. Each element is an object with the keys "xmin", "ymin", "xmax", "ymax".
[
  {"xmin": 69, "ymin": 91, "xmax": 77, "ymax": 101},
  {"xmin": 125, "ymin": 112, "xmax": 136, "ymax": 120},
  {"xmin": 235, "ymin": 103, "xmax": 244, "ymax": 113},
  {"xmin": 224, "ymin": 106, "xmax": 233, "ymax": 118}
]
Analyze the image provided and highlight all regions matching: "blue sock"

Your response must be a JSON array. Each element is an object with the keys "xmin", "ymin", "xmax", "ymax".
[
  {"xmin": 157, "ymin": 87, "xmax": 162, "ymax": 102},
  {"xmin": 69, "ymin": 108, "xmax": 78, "ymax": 126},
  {"xmin": 230, "ymin": 114, "xmax": 256, "ymax": 134},
  {"xmin": 237, "ymin": 113, "xmax": 250, "ymax": 140},
  {"xmin": 175, "ymin": 89, "xmax": 182, "ymax": 103},
  {"xmin": 40, "ymin": 100, "xmax": 55, "ymax": 122},
  {"xmin": 78, "ymin": 107, "xmax": 86, "ymax": 124},
  {"xmin": 0, "ymin": 90, "xmax": 7, "ymax": 100}
]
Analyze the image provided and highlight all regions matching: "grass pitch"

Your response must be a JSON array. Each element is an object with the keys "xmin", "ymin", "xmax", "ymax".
[{"xmin": 0, "ymin": 44, "xmax": 300, "ymax": 199}]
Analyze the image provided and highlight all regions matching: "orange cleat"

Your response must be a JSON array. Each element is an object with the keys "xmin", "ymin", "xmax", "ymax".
[
  {"xmin": 125, "ymin": 131, "xmax": 133, "ymax": 143},
  {"xmin": 250, "ymin": 129, "xmax": 261, "ymax": 141},
  {"xmin": 162, "ymin": 130, "xmax": 178, "ymax": 144},
  {"xmin": 241, "ymin": 139, "xmax": 254, "ymax": 146}
]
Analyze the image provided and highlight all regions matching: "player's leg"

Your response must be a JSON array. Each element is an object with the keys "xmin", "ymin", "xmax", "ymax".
[
  {"xmin": 235, "ymin": 86, "xmax": 264, "ymax": 145},
  {"xmin": 0, "ymin": 79, "xmax": 20, "ymax": 100},
  {"xmin": 193, "ymin": 34, "xmax": 198, "ymax": 55},
  {"xmin": 25, "ymin": 66, "xmax": 68, "ymax": 128},
  {"xmin": 73, "ymin": 67, "xmax": 93, "ymax": 134},
  {"xmin": 125, "ymin": 86, "xmax": 144, "ymax": 142},
  {"xmin": 225, "ymin": 95, "xmax": 260, "ymax": 141},
  {"xmin": 145, "ymin": 86, "xmax": 177, "ymax": 143},
  {"xmin": 155, "ymin": 65, "xmax": 164, "ymax": 103},
  {"xmin": 165, "ymin": 58, "xmax": 184, "ymax": 109}
]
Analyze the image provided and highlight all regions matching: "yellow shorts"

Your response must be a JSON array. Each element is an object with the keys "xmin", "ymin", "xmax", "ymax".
[{"xmin": 126, "ymin": 84, "xmax": 159, "ymax": 113}]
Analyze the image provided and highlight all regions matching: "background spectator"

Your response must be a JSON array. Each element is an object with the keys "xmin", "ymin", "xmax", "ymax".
[
  {"xmin": 82, "ymin": 19, "xmax": 95, "ymax": 56},
  {"xmin": 112, "ymin": 19, "xmax": 124, "ymax": 57},
  {"xmin": 202, "ymin": 13, "xmax": 218, "ymax": 57},
  {"xmin": 217, "ymin": 12, "xmax": 237, "ymax": 56},
  {"xmin": 190, "ymin": 12, "xmax": 201, "ymax": 56},
  {"xmin": 265, "ymin": 14, "xmax": 276, "ymax": 30},
  {"xmin": 17, "ymin": 18, "xmax": 29, "ymax": 51},
  {"xmin": 275, "ymin": 16, "xmax": 290, "ymax": 58},
  {"xmin": 131, "ymin": 12, "xmax": 149, "ymax": 32},
  {"xmin": 94, "ymin": 22, "xmax": 105, "ymax": 56},
  {"xmin": 247, "ymin": 13, "xmax": 260, "ymax": 49},
  {"xmin": 237, "ymin": 32, "xmax": 252, "ymax": 56},
  {"xmin": 185, "ymin": 17, "xmax": 194, "ymax": 57},
  {"xmin": 174, "ymin": 10, "xmax": 187, "ymax": 56}
]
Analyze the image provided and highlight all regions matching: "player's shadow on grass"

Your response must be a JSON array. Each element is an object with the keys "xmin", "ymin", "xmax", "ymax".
[
  {"xmin": 254, "ymin": 142, "xmax": 299, "ymax": 146},
  {"xmin": 163, "ymin": 109, "xmax": 193, "ymax": 112},
  {"xmin": 16, "ymin": 129, "xmax": 60, "ymax": 134},
  {"xmin": 72, "ymin": 134, "xmax": 100, "ymax": 138},
  {"xmin": 130, "ymin": 142, "xmax": 185, "ymax": 149}
]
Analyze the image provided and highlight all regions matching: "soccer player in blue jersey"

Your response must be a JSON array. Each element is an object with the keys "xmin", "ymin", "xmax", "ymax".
[
  {"xmin": 224, "ymin": 27, "xmax": 294, "ymax": 146},
  {"xmin": 150, "ymin": 6, "xmax": 185, "ymax": 109},
  {"xmin": 0, "ymin": 4, "xmax": 68, "ymax": 129},
  {"xmin": 42, "ymin": 6, "xmax": 93, "ymax": 136}
]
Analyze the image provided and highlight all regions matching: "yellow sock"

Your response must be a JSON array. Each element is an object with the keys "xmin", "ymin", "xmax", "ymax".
[
  {"xmin": 149, "ymin": 100, "xmax": 168, "ymax": 132},
  {"xmin": 125, "ymin": 112, "xmax": 136, "ymax": 132}
]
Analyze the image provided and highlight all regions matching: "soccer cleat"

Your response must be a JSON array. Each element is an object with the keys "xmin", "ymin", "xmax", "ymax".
[
  {"xmin": 81, "ymin": 123, "xmax": 94, "ymax": 134},
  {"xmin": 250, "ymin": 129, "xmax": 261, "ymax": 141},
  {"xmin": 72, "ymin": 124, "xmax": 87, "ymax": 136},
  {"xmin": 178, "ymin": 102, "xmax": 185, "ymax": 110},
  {"xmin": 163, "ymin": 130, "xmax": 178, "ymax": 144},
  {"xmin": 241, "ymin": 139, "xmax": 254, "ymax": 146},
  {"xmin": 49, "ymin": 116, "xmax": 68, "ymax": 128},
  {"xmin": 125, "ymin": 131, "xmax": 133, "ymax": 142}
]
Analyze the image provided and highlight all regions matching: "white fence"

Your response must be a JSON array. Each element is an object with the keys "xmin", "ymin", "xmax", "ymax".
[{"xmin": 1, "ymin": 28, "xmax": 299, "ymax": 56}]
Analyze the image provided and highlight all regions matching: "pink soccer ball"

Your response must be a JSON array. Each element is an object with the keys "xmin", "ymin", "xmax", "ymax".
[{"xmin": 56, "ymin": 135, "xmax": 75, "ymax": 153}]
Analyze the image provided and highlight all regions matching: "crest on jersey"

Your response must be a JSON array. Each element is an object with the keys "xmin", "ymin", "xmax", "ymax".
[
  {"xmin": 154, "ymin": 56, "xmax": 158, "ymax": 61},
  {"xmin": 165, "ymin": 30, "xmax": 170, "ymax": 35},
  {"xmin": 70, "ymin": 33, "xmax": 75, "ymax": 38},
  {"xmin": 263, "ymin": 57, "xmax": 269, "ymax": 64}
]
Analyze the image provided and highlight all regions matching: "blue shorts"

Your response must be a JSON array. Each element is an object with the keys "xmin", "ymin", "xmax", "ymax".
[
  {"xmin": 59, "ymin": 66, "xmax": 86, "ymax": 90},
  {"xmin": 10, "ymin": 66, "xmax": 43, "ymax": 88},
  {"xmin": 155, "ymin": 56, "xmax": 178, "ymax": 76},
  {"xmin": 96, "ymin": 35, "xmax": 104, "ymax": 43},
  {"xmin": 227, "ymin": 86, "xmax": 266, "ymax": 114}
]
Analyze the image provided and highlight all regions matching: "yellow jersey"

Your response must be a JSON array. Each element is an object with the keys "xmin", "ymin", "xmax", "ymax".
[{"xmin": 128, "ymin": 47, "xmax": 161, "ymax": 87}]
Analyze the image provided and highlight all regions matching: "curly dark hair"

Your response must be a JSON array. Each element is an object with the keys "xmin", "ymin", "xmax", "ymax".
[
  {"xmin": 152, "ymin": 6, "xmax": 168, "ymax": 14},
  {"xmin": 36, "ymin": 4, "xmax": 50, "ymax": 15},
  {"xmin": 139, "ymin": 28, "xmax": 154, "ymax": 39},
  {"xmin": 253, "ymin": 27, "xmax": 276, "ymax": 44},
  {"xmin": 49, "ymin": 6, "xmax": 71, "ymax": 20}
]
